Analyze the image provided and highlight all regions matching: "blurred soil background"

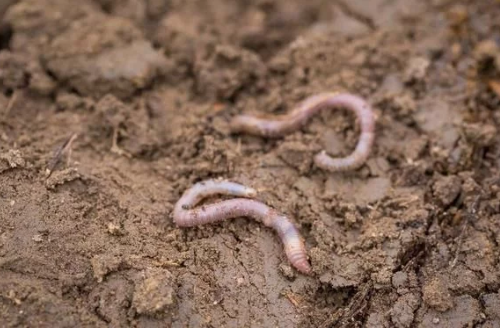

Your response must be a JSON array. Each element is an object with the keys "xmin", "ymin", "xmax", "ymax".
[{"xmin": 1, "ymin": 0, "xmax": 500, "ymax": 327}]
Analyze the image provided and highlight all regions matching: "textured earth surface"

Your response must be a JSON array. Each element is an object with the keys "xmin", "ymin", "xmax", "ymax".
[{"xmin": 1, "ymin": 0, "xmax": 500, "ymax": 327}]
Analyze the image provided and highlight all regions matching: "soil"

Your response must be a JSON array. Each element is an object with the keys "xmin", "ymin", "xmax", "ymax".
[{"xmin": 1, "ymin": 0, "xmax": 500, "ymax": 327}]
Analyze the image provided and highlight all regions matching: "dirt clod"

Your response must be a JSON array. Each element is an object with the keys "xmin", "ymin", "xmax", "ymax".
[
  {"xmin": 390, "ymin": 293, "xmax": 420, "ymax": 327},
  {"xmin": 0, "ymin": 149, "xmax": 25, "ymax": 172},
  {"xmin": 421, "ymin": 295, "xmax": 482, "ymax": 328},
  {"xmin": 43, "ymin": 15, "xmax": 168, "ymax": 99},
  {"xmin": 431, "ymin": 175, "xmax": 462, "ymax": 207},
  {"xmin": 194, "ymin": 44, "xmax": 267, "ymax": 100},
  {"xmin": 483, "ymin": 292, "xmax": 500, "ymax": 320},
  {"xmin": 403, "ymin": 56, "xmax": 430, "ymax": 84},
  {"xmin": 91, "ymin": 253, "xmax": 124, "ymax": 283},
  {"xmin": 132, "ymin": 268, "xmax": 176, "ymax": 316},
  {"xmin": 422, "ymin": 277, "xmax": 454, "ymax": 312}
]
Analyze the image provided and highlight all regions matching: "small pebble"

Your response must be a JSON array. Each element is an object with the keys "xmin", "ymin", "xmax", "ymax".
[
  {"xmin": 107, "ymin": 222, "xmax": 123, "ymax": 236},
  {"xmin": 236, "ymin": 277, "xmax": 245, "ymax": 286},
  {"xmin": 32, "ymin": 234, "xmax": 43, "ymax": 242}
]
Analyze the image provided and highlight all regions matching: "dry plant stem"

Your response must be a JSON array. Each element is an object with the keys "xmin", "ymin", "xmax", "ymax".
[
  {"xmin": 230, "ymin": 93, "xmax": 375, "ymax": 171},
  {"xmin": 173, "ymin": 180, "xmax": 311, "ymax": 274},
  {"xmin": 110, "ymin": 127, "xmax": 131, "ymax": 158},
  {"xmin": 450, "ymin": 195, "xmax": 481, "ymax": 268},
  {"xmin": 3, "ymin": 90, "xmax": 18, "ymax": 118},
  {"xmin": 46, "ymin": 133, "xmax": 78, "ymax": 177}
]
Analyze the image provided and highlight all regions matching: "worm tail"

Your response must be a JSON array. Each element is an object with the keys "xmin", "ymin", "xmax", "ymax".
[
  {"xmin": 173, "ymin": 180, "xmax": 312, "ymax": 274},
  {"xmin": 266, "ymin": 215, "xmax": 311, "ymax": 274},
  {"xmin": 229, "ymin": 92, "xmax": 376, "ymax": 172}
]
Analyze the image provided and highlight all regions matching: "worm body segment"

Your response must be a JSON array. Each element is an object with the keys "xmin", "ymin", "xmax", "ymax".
[
  {"xmin": 173, "ymin": 180, "xmax": 311, "ymax": 274},
  {"xmin": 230, "ymin": 93, "xmax": 375, "ymax": 172}
]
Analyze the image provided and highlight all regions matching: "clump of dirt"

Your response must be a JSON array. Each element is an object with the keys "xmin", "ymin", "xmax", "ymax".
[
  {"xmin": 1, "ymin": 0, "xmax": 500, "ymax": 327},
  {"xmin": 42, "ymin": 15, "xmax": 169, "ymax": 99},
  {"xmin": 194, "ymin": 44, "xmax": 267, "ymax": 100}
]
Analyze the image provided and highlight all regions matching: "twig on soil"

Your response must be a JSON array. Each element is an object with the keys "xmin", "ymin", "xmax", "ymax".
[
  {"xmin": 229, "ymin": 93, "xmax": 376, "ymax": 172},
  {"xmin": 45, "ymin": 133, "xmax": 78, "ymax": 178},
  {"xmin": 110, "ymin": 127, "xmax": 131, "ymax": 158},
  {"xmin": 402, "ymin": 249, "xmax": 426, "ymax": 272},
  {"xmin": 283, "ymin": 292, "xmax": 302, "ymax": 308},
  {"xmin": 450, "ymin": 195, "xmax": 481, "ymax": 268},
  {"xmin": 173, "ymin": 179, "xmax": 311, "ymax": 274},
  {"xmin": 320, "ymin": 282, "xmax": 373, "ymax": 328},
  {"xmin": 3, "ymin": 90, "xmax": 18, "ymax": 118}
]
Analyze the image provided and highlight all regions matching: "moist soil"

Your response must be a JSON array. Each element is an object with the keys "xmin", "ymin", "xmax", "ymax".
[{"xmin": 1, "ymin": 0, "xmax": 500, "ymax": 327}]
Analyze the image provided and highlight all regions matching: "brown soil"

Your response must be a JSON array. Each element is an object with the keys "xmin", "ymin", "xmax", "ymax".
[{"xmin": 1, "ymin": 0, "xmax": 500, "ymax": 327}]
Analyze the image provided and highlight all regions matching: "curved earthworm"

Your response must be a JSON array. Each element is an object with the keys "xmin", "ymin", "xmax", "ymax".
[
  {"xmin": 173, "ymin": 180, "xmax": 311, "ymax": 274},
  {"xmin": 229, "ymin": 92, "xmax": 375, "ymax": 172}
]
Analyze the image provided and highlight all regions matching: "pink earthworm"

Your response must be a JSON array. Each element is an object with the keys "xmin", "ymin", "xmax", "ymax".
[
  {"xmin": 229, "ymin": 92, "xmax": 375, "ymax": 172},
  {"xmin": 173, "ymin": 180, "xmax": 311, "ymax": 274}
]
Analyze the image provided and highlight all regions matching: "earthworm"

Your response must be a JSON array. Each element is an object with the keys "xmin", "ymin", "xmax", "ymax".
[
  {"xmin": 173, "ymin": 180, "xmax": 311, "ymax": 274},
  {"xmin": 229, "ymin": 92, "xmax": 375, "ymax": 172}
]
